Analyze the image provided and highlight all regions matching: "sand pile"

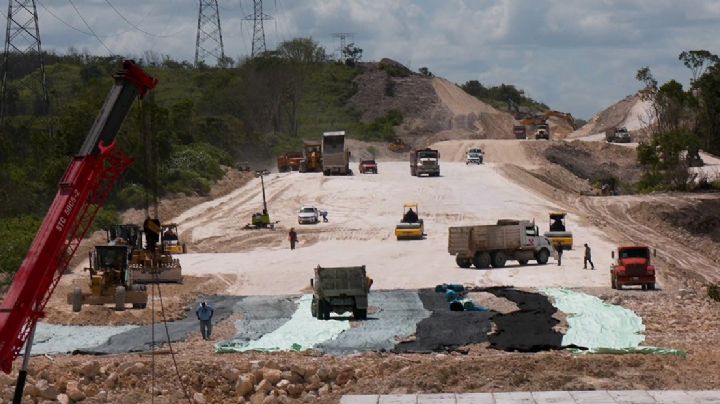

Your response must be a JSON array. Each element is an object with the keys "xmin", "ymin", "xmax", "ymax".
[
  {"xmin": 570, "ymin": 93, "xmax": 655, "ymax": 139},
  {"xmin": 348, "ymin": 60, "xmax": 515, "ymax": 147}
]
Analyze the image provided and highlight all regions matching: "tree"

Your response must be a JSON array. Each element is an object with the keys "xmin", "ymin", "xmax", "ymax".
[
  {"xmin": 418, "ymin": 67, "xmax": 433, "ymax": 77},
  {"xmin": 343, "ymin": 43, "xmax": 363, "ymax": 66},
  {"xmin": 277, "ymin": 38, "xmax": 327, "ymax": 64},
  {"xmin": 679, "ymin": 50, "xmax": 720, "ymax": 83}
]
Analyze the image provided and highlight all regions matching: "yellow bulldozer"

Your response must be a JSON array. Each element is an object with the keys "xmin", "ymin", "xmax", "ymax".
[{"xmin": 394, "ymin": 203, "xmax": 425, "ymax": 240}]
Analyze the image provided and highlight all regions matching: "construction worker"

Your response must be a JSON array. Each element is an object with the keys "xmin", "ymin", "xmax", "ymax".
[
  {"xmin": 555, "ymin": 243, "xmax": 563, "ymax": 266},
  {"xmin": 321, "ymin": 210, "xmax": 328, "ymax": 223},
  {"xmin": 584, "ymin": 243, "xmax": 595, "ymax": 270},
  {"xmin": 289, "ymin": 228, "xmax": 298, "ymax": 250},
  {"xmin": 196, "ymin": 301, "xmax": 214, "ymax": 340}
]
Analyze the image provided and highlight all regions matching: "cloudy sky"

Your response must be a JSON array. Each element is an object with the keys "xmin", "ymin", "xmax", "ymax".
[{"xmin": 18, "ymin": 0, "xmax": 720, "ymax": 118}]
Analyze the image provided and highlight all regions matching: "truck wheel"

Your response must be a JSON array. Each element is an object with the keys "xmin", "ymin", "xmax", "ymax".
[
  {"xmin": 353, "ymin": 308, "xmax": 367, "ymax": 320},
  {"xmin": 311, "ymin": 296, "xmax": 318, "ymax": 318},
  {"xmin": 131, "ymin": 285, "xmax": 147, "ymax": 309},
  {"xmin": 518, "ymin": 260, "xmax": 529, "ymax": 266},
  {"xmin": 71, "ymin": 288, "xmax": 83, "ymax": 313},
  {"xmin": 323, "ymin": 302, "xmax": 331, "ymax": 320},
  {"xmin": 316, "ymin": 299, "xmax": 325, "ymax": 320},
  {"xmin": 472, "ymin": 252, "xmax": 491, "ymax": 269},
  {"xmin": 455, "ymin": 256, "xmax": 472, "ymax": 269},
  {"xmin": 114, "ymin": 286, "xmax": 126, "ymax": 311},
  {"xmin": 536, "ymin": 249, "xmax": 549, "ymax": 265},
  {"xmin": 648, "ymin": 283, "xmax": 655, "ymax": 290},
  {"xmin": 491, "ymin": 251, "xmax": 506, "ymax": 268}
]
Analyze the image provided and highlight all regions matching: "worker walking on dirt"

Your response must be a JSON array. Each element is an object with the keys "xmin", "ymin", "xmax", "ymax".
[
  {"xmin": 584, "ymin": 243, "xmax": 595, "ymax": 270},
  {"xmin": 289, "ymin": 227, "xmax": 298, "ymax": 250},
  {"xmin": 321, "ymin": 210, "xmax": 328, "ymax": 223},
  {"xmin": 196, "ymin": 301, "xmax": 214, "ymax": 340},
  {"xmin": 555, "ymin": 243, "xmax": 563, "ymax": 266}
]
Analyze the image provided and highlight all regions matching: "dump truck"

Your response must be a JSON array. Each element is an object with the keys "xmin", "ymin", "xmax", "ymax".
[
  {"xmin": 611, "ymin": 246, "xmax": 657, "ymax": 290},
  {"xmin": 322, "ymin": 131, "xmax": 351, "ymax": 175},
  {"xmin": 448, "ymin": 220, "xmax": 553, "ymax": 269},
  {"xmin": 300, "ymin": 141, "xmax": 322, "ymax": 173},
  {"xmin": 543, "ymin": 212, "xmax": 573, "ymax": 250},
  {"xmin": 513, "ymin": 125, "xmax": 527, "ymax": 139},
  {"xmin": 605, "ymin": 127, "xmax": 631, "ymax": 143},
  {"xmin": 410, "ymin": 148, "xmax": 440, "ymax": 176},
  {"xmin": 395, "ymin": 203, "xmax": 424, "ymax": 240},
  {"xmin": 277, "ymin": 151, "xmax": 304, "ymax": 172},
  {"xmin": 310, "ymin": 265, "xmax": 372, "ymax": 320},
  {"xmin": 535, "ymin": 124, "xmax": 550, "ymax": 140}
]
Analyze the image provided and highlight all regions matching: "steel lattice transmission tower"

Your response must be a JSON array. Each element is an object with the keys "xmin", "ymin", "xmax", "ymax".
[
  {"xmin": 194, "ymin": 0, "xmax": 225, "ymax": 66},
  {"xmin": 244, "ymin": 0, "xmax": 272, "ymax": 57},
  {"xmin": 332, "ymin": 32, "xmax": 353, "ymax": 60},
  {"xmin": 1, "ymin": 0, "xmax": 49, "ymax": 121}
]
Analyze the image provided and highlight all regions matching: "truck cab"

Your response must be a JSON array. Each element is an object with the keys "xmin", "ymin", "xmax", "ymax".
[
  {"xmin": 535, "ymin": 124, "xmax": 550, "ymax": 140},
  {"xmin": 358, "ymin": 159, "xmax": 378, "ymax": 174},
  {"xmin": 611, "ymin": 246, "xmax": 656, "ymax": 290},
  {"xmin": 410, "ymin": 148, "xmax": 440, "ymax": 176},
  {"xmin": 465, "ymin": 148, "xmax": 484, "ymax": 165}
]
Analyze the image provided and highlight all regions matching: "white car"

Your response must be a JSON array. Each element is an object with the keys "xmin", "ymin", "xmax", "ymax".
[{"xmin": 298, "ymin": 206, "xmax": 320, "ymax": 224}]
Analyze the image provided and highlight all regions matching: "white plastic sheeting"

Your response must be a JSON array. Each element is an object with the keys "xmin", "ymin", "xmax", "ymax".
[
  {"xmin": 32, "ymin": 322, "xmax": 138, "ymax": 355},
  {"xmin": 542, "ymin": 288, "xmax": 684, "ymax": 356},
  {"xmin": 217, "ymin": 294, "xmax": 351, "ymax": 352}
]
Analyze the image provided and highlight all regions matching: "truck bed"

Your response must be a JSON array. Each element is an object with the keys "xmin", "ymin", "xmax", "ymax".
[
  {"xmin": 448, "ymin": 225, "xmax": 523, "ymax": 254},
  {"xmin": 314, "ymin": 266, "xmax": 367, "ymax": 296}
]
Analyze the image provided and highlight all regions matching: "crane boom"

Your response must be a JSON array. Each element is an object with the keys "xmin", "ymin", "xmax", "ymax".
[{"xmin": 0, "ymin": 61, "xmax": 157, "ymax": 373}]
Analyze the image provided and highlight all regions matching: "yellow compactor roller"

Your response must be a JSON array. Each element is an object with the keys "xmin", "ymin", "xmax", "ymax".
[{"xmin": 395, "ymin": 203, "xmax": 425, "ymax": 240}]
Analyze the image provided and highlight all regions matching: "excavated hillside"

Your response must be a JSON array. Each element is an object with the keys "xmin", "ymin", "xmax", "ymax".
[
  {"xmin": 348, "ymin": 59, "xmax": 515, "ymax": 146},
  {"xmin": 570, "ymin": 93, "xmax": 655, "ymax": 140}
]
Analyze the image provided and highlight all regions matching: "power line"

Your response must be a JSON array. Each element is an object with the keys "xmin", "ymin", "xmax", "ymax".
[
  {"xmin": 66, "ymin": 0, "xmax": 114, "ymax": 55},
  {"xmin": 36, "ymin": 0, "xmax": 93, "ymax": 36},
  {"xmin": 103, "ymin": 0, "xmax": 186, "ymax": 39}
]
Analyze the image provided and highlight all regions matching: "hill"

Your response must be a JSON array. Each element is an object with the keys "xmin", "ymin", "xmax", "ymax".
[
  {"xmin": 570, "ymin": 93, "xmax": 655, "ymax": 140},
  {"xmin": 348, "ymin": 59, "xmax": 515, "ymax": 146}
]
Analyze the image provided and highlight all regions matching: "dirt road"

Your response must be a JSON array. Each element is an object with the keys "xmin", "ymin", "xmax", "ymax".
[{"xmin": 171, "ymin": 143, "xmax": 613, "ymax": 295}]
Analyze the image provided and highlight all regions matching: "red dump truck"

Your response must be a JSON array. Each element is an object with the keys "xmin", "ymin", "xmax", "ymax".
[{"xmin": 610, "ymin": 246, "xmax": 657, "ymax": 290}]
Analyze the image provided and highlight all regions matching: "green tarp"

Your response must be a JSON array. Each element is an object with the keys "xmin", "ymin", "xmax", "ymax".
[{"xmin": 542, "ymin": 288, "xmax": 685, "ymax": 357}]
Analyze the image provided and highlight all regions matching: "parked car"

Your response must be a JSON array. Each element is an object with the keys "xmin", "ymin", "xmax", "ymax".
[
  {"xmin": 297, "ymin": 206, "xmax": 320, "ymax": 224},
  {"xmin": 358, "ymin": 159, "xmax": 378, "ymax": 174}
]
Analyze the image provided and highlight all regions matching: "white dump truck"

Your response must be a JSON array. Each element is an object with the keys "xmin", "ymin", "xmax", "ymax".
[{"xmin": 448, "ymin": 220, "xmax": 553, "ymax": 269}]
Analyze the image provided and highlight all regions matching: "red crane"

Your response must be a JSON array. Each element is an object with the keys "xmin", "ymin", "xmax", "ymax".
[{"xmin": 0, "ymin": 61, "xmax": 157, "ymax": 378}]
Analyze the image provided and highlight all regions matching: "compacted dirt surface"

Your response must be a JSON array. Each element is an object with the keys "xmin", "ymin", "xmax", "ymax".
[{"xmin": 4, "ymin": 139, "xmax": 720, "ymax": 403}]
